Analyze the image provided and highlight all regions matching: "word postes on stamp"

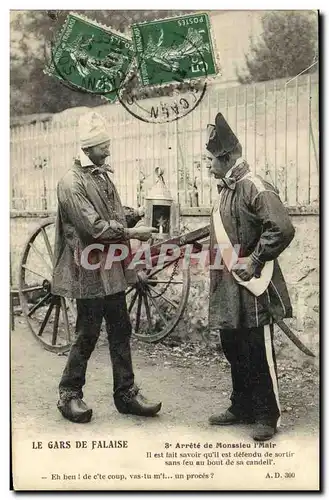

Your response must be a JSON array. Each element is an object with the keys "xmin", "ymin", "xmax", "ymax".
[
  {"xmin": 44, "ymin": 12, "xmax": 134, "ymax": 102},
  {"xmin": 132, "ymin": 13, "xmax": 217, "ymax": 87}
]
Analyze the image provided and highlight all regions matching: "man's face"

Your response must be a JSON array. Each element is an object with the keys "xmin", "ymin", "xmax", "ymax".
[
  {"xmin": 206, "ymin": 151, "xmax": 230, "ymax": 179},
  {"xmin": 87, "ymin": 140, "xmax": 111, "ymax": 165}
]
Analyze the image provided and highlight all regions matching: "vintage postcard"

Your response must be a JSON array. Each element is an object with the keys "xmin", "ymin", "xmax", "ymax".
[{"xmin": 10, "ymin": 9, "xmax": 319, "ymax": 491}]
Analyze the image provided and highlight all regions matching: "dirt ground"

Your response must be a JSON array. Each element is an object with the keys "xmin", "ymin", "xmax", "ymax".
[{"xmin": 11, "ymin": 317, "xmax": 319, "ymax": 439}]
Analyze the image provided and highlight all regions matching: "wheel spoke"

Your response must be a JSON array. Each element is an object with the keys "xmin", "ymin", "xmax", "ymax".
[
  {"xmin": 143, "ymin": 293, "xmax": 153, "ymax": 330},
  {"xmin": 29, "ymin": 242, "xmax": 53, "ymax": 273},
  {"xmin": 60, "ymin": 297, "xmax": 71, "ymax": 342},
  {"xmin": 147, "ymin": 259, "xmax": 180, "ymax": 278},
  {"xmin": 22, "ymin": 264, "xmax": 48, "ymax": 280},
  {"xmin": 27, "ymin": 292, "xmax": 51, "ymax": 317},
  {"xmin": 66, "ymin": 299, "xmax": 76, "ymax": 320},
  {"xmin": 147, "ymin": 280, "xmax": 183, "ymax": 285},
  {"xmin": 125, "ymin": 286, "xmax": 134, "ymax": 296},
  {"xmin": 51, "ymin": 304, "xmax": 60, "ymax": 345},
  {"xmin": 158, "ymin": 293, "xmax": 179, "ymax": 310},
  {"xmin": 146, "ymin": 290, "xmax": 169, "ymax": 327},
  {"xmin": 18, "ymin": 219, "xmax": 72, "ymax": 353},
  {"xmin": 135, "ymin": 294, "xmax": 143, "ymax": 333},
  {"xmin": 128, "ymin": 289, "xmax": 139, "ymax": 313},
  {"xmin": 21, "ymin": 285, "xmax": 44, "ymax": 293},
  {"xmin": 41, "ymin": 227, "xmax": 54, "ymax": 263},
  {"xmin": 38, "ymin": 301, "xmax": 55, "ymax": 336}
]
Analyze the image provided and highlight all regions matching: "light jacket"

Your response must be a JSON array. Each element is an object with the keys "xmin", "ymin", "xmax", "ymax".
[{"xmin": 52, "ymin": 160, "xmax": 141, "ymax": 298}]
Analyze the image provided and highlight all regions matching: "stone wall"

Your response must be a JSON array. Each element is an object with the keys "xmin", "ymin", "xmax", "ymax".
[{"xmin": 178, "ymin": 211, "xmax": 319, "ymax": 364}]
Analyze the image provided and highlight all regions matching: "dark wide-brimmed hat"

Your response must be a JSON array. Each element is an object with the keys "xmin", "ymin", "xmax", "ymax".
[{"xmin": 206, "ymin": 113, "xmax": 239, "ymax": 157}]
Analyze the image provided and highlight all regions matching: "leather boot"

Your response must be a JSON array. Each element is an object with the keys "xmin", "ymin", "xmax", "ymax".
[
  {"xmin": 114, "ymin": 387, "xmax": 161, "ymax": 417},
  {"xmin": 252, "ymin": 422, "xmax": 277, "ymax": 441},
  {"xmin": 57, "ymin": 398, "xmax": 92, "ymax": 423},
  {"xmin": 209, "ymin": 409, "xmax": 254, "ymax": 426}
]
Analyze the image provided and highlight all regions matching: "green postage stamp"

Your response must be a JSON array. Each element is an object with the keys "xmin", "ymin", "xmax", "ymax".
[
  {"xmin": 45, "ymin": 13, "xmax": 134, "ymax": 102},
  {"xmin": 132, "ymin": 13, "xmax": 218, "ymax": 87}
]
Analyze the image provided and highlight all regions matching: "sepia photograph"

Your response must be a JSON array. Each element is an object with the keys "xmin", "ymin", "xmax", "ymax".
[{"xmin": 9, "ymin": 8, "xmax": 320, "ymax": 491}]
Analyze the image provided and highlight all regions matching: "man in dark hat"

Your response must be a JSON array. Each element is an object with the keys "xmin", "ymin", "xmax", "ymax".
[{"xmin": 206, "ymin": 113, "xmax": 295, "ymax": 441}]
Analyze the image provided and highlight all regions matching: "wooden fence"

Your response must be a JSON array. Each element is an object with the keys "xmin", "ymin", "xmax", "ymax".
[{"xmin": 10, "ymin": 72, "xmax": 319, "ymax": 215}]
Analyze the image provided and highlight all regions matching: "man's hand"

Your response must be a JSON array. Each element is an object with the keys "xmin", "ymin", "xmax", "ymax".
[
  {"xmin": 232, "ymin": 256, "xmax": 262, "ymax": 281},
  {"xmin": 126, "ymin": 226, "xmax": 157, "ymax": 242}
]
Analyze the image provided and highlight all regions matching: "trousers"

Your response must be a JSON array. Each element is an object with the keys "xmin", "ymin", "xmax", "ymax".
[
  {"xmin": 59, "ymin": 292, "xmax": 134, "ymax": 401},
  {"xmin": 220, "ymin": 324, "xmax": 281, "ymax": 426}
]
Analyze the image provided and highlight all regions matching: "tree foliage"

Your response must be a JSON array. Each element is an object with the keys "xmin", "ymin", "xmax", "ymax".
[
  {"xmin": 237, "ymin": 11, "xmax": 318, "ymax": 83},
  {"xmin": 10, "ymin": 10, "xmax": 192, "ymax": 117}
]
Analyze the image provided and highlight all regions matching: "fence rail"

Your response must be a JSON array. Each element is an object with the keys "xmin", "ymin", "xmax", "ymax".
[{"xmin": 10, "ymin": 72, "xmax": 319, "ymax": 212}]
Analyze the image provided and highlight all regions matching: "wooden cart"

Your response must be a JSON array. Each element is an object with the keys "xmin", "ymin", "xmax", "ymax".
[{"xmin": 17, "ymin": 217, "xmax": 210, "ymax": 353}]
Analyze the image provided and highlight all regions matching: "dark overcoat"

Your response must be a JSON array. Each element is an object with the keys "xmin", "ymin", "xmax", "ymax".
[
  {"xmin": 209, "ymin": 161, "xmax": 295, "ymax": 330},
  {"xmin": 52, "ymin": 160, "xmax": 141, "ymax": 299}
]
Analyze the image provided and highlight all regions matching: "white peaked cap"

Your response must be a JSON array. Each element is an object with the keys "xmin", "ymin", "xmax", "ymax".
[{"xmin": 79, "ymin": 111, "xmax": 111, "ymax": 148}]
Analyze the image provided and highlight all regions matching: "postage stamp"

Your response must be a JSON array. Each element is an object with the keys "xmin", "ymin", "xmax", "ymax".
[
  {"xmin": 44, "ymin": 12, "xmax": 134, "ymax": 102},
  {"xmin": 131, "ymin": 12, "xmax": 218, "ymax": 87}
]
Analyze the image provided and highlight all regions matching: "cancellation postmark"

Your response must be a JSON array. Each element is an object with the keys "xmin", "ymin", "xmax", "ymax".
[
  {"xmin": 117, "ymin": 74, "xmax": 207, "ymax": 124},
  {"xmin": 44, "ymin": 12, "xmax": 134, "ymax": 102},
  {"xmin": 131, "ymin": 12, "xmax": 218, "ymax": 88}
]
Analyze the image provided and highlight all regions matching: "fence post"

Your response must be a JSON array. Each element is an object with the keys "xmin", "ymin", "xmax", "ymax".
[
  {"xmin": 274, "ymin": 80, "xmax": 277, "ymax": 186},
  {"xmin": 253, "ymin": 85, "xmax": 257, "ymax": 175},
  {"xmin": 199, "ymin": 94, "xmax": 204, "ymax": 206},
  {"xmin": 308, "ymin": 74, "xmax": 312, "ymax": 204},
  {"xmin": 264, "ymin": 82, "xmax": 267, "ymax": 170},
  {"xmin": 244, "ymin": 86, "xmax": 248, "ymax": 159},
  {"xmin": 175, "ymin": 120, "xmax": 181, "ymax": 205},
  {"xmin": 284, "ymin": 83, "xmax": 288, "ymax": 202},
  {"xmin": 295, "ymin": 77, "xmax": 299, "ymax": 204}
]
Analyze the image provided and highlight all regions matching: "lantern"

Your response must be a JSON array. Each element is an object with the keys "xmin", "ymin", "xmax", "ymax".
[{"xmin": 144, "ymin": 168, "xmax": 179, "ymax": 238}]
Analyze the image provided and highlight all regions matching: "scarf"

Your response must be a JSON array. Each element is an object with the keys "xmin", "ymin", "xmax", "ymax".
[
  {"xmin": 217, "ymin": 161, "xmax": 250, "ymax": 193},
  {"xmin": 90, "ymin": 164, "xmax": 114, "ymax": 175}
]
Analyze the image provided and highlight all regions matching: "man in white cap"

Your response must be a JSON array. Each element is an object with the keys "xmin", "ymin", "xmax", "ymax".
[{"xmin": 52, "ymin": 110, "xmax": 161, "ymax": 423}]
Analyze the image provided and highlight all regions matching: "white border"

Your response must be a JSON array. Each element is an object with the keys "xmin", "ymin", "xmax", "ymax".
[{"xmin": 4, "ymin": 4, "xmax": 325, "ymax": 499}]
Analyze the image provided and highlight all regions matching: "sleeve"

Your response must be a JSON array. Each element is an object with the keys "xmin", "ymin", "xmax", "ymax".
[
  {"xmin": 123, "ymin": 206, "xmax": 143, "ymax": 228},
  {"xmin": 58, "ymin": 179, "xmax": 127, "ymax": 243},
  {"xmin": 249, "ymin": 189, "xmax": 295, "ymax": 264}
]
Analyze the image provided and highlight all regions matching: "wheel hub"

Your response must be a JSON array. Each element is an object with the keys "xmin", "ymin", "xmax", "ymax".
[
  {"xmin": 42, "ymin": 279, "xmax": 51, "ymax": 294},
  {"xmin": 136, "ymin": 271, "xmax": 149, "ymax": 287}
]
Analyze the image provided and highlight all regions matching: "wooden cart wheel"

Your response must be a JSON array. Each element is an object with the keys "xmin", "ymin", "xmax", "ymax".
[
  {"xmin": 18, "ymin": 217, "xmax": 76, "ymax": 354},
  {"xmin": 18, "ymin": 218, "xmax": 191, "ymax": 349},
  {"xmin": 126, "ymin": 257, "xmax": 190, "ymax": 343}
]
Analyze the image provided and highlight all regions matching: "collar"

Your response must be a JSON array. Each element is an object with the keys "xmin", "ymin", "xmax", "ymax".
[
  {"xmin": 79, "ymin": 149, "xmax": 95, "ymax": 167},
  {"xmin": 78, "ymin": 149, "xmax": 114, "ymax": 175},
  {"xmin": 216, "ymin": 159, "xmax": 250, "ymax": 193},
  {"xmin": 225, "ymin": 157, "xmax": 245, "ymax": 178}
]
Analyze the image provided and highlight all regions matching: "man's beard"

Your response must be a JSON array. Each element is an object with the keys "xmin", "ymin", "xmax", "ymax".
[{"xmin": 98, "ymin": 154, "xmax": 109, "ymax": 165}]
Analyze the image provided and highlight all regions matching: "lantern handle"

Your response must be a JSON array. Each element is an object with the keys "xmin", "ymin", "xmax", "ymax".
[{"xmin": 155, "ymin": 167, "xmax": 166, "ymax": 185}]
